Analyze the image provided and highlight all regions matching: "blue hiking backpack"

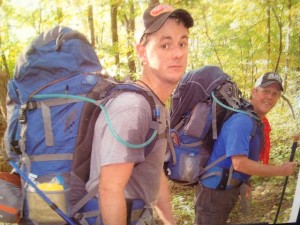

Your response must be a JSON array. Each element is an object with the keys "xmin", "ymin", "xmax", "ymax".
[
  {"xmin": 4, "ymin": 26, "xmax": 160, "ymax": 225},
  {"xmin": 166, "ymin": 65, "xmax": 259, "ymax": 186}
]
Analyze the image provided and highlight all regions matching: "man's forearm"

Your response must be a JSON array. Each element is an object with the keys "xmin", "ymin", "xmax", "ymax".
[
  {"xmin": 99, "ymin": 163, "xmax": 134, "ymax": 225},
  {"xmin": 231, "ymin": 155, "xmax": 295, "ymax": 177},
  {"xmin": 100, "ymin": 189, "xmax": 127, "ymax": 225},
  {"xmin": 155, "ymin": 172, "xmax": 176, "ymax": 225}
]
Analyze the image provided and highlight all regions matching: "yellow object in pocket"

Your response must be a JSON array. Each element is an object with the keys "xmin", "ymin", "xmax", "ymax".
[{"xmin": 37, "ymin": 182, "xmax": 64, "ymax": 191}]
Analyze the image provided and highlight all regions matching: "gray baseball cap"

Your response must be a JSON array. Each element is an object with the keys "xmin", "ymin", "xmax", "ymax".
[{"xmin": 254, "ymin": 72, "xmax": 283, "ymax": 91}]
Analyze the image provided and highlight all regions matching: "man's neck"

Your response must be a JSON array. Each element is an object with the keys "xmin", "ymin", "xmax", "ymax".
[{"xmin": 136, "ymin": 78, "xmax": 174, "ymax": 104}]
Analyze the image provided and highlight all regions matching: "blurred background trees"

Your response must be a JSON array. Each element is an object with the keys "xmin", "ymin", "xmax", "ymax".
[
  {"xmin": 2, "ymin": 0, "xmax": 299, "ymax": 157},
  {"xmin": 0, "ymin": 0, "xmax": 299, "ymax": 222}
]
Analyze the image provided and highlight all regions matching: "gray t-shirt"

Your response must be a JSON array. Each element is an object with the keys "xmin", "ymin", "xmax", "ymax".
[{"xmin": 86, "ymin": 89, "xmax": 169, "ymax": 208}]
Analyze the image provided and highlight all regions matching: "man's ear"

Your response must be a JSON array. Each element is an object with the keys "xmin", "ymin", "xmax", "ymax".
[
  {"xmin": 136, "ymin": 43, "xmax": 148, "ymax": 65},
  {"xmin": 251, "ymin": 88, "xmax": 257, "ymax": 97}
]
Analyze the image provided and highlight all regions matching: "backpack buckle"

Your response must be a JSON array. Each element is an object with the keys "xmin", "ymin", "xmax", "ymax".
[
  {"xmin": 72, "ymin": 213, "xmax": 83, "ymax": 222},
  {"xmin": 19, "ymin": 105, "xmax": 27, "ymax": 124},
  {"xmin": 10, "ymin": 140, "xmax": 22, "ymax": 155},
  {"xmin": 27, "ymin": 101, "xmax": 37, "ymax": 110}
]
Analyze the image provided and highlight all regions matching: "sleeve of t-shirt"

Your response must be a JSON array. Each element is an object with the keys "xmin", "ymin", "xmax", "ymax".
[
  {"xmin": 222, "ymin": 113, "xmax": 254, "ymax": 157},
  {"xmin": 96, "ymin": 92, "xmax": 152, "ymax": 166}
]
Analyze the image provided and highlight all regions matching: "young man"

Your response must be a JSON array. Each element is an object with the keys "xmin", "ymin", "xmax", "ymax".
[
  {"xmin": 86, "ymin": 3, "xmax": 193, "ymax": 225},
  {"xmin": 195, "ymin": 72, "xmax": 298, "ymax": 225}
]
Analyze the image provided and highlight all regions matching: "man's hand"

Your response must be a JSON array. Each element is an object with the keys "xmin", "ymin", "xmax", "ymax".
[
  {"xmin": 279, "ymin": 161, "xmax": 297, "ymax": 176},
  {"xmin": 243, "ymin": 182, "xmax": 252, "ymax": 199}
]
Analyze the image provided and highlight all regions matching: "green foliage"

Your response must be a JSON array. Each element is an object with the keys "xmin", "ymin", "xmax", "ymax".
[
  {"xmin": 1, "ymin": 0, "xmax": 300, "ymax": 85},
  {"xmin": 158, "ymin": 182, "xmax": 195, "ymax": 224},
  {"xmin": 0, "ymin": 0, "xmax": 299, "ymax": 223}
]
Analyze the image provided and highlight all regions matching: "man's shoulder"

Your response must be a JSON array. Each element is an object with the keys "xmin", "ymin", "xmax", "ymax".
[
  {"xmin": 228, "ymin": 112, "xmax": 254, "ymax": 123},
  {"xmin": 106, "ymin": 90, "xmax": 152, "ymax": 112},
  {"xmin": 224, "ymin": 112, "xmax": 256, "ymax": 132}
]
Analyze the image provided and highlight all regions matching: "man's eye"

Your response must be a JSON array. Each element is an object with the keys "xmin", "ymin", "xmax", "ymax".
[
  {"xmin": 179, "ymin": 42, "xmax": 187, "ymax": 48},
  {"xmin": 162, "ymin": 44, "xmax": 169, "ymax": 49}
]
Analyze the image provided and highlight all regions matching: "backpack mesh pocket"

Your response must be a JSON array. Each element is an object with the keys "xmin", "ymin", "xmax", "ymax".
[
  {"xmin": 168, "ymin": 144, "xmax": 201, "ymax": 184},
  {"xmin": 27, "ymin": 187, "xmax": 70, "ymax": 224},
  {"xmin": 0, "ymin": 172, "xmax": 22, "ymax": 223}
]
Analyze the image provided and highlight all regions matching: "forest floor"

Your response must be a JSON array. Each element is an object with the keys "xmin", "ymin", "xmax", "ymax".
[
  {"xmin": 155, "ymin": 171, "xmax": 299, "ymax": 225},
  {"xmin": 0, "ymin": 148, "xmax": 299, "ymax": 225}
]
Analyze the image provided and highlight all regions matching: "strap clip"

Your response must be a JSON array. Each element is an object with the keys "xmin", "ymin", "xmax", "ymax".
[{"xmin": 19, "ymin": 104, "xmax": 27, "ymax": 124}]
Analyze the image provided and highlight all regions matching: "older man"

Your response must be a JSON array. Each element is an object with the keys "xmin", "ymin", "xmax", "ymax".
[{"xmin": 196, "ymin": 72, "xmax": 297, "ymax": 225}]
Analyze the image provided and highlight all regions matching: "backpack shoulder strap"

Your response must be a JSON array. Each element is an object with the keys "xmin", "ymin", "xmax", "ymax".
[
  {"xmin": 106, "ymin": 82, "xmax": 160, "ymax": 129},
  {"xmin": 110, "ymin": 82, "xmax": 165, "ymax": 161},
  {"xmin": 250, "ymin": 117, "xmax": 258, "ymax": 139}
]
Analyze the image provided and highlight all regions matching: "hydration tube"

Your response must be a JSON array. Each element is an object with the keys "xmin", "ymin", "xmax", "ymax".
[
  {"xmin": 211, "ymin": 91, "xmax": 260, "ymax": 121},
  {"xmin": 33, "ymin": 94, "xmax": 157, "ymax": 148}
]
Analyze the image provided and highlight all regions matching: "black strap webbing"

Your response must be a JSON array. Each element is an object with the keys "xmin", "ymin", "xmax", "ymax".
[
  {"xmin": 216, "ymin": 168, "xmax": 229, "ymax": 190},
  {"xmin": 126, "ymin": 199, "xmax": 133, "ymax": 225}
]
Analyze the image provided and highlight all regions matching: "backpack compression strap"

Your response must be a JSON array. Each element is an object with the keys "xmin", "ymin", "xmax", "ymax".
[
  {"xmin": 16, "ymin": 97, "xmax": 84, "ymax": 170},
  {"xmin": 26, "ymin": 97, "xmax": 84, "ymax": 147}
]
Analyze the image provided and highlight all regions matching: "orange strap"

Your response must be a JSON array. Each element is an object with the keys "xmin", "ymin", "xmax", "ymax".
[
  {"xmin": 0, "ymin": 204, "xmax": 18, "ymax": 215},
  {"xmin": 0, "ymin": 172, "xmax": 21, "ymax": 187},
  {"xmin": 259, "ymin": 117, "xmax": 271, "ymax": 164}
]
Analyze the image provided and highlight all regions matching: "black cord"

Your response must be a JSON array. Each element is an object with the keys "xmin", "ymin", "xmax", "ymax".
[{"xmin": 273, "ymin": 141, "xmax": 298, "ymax": 224}]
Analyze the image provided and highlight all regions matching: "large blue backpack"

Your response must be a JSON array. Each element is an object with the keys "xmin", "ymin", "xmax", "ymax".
[
  {"xmin": 4, "ymin": 26, "xmax": 159, "ymax": 225},
  {"xmin": 166, "ymin": 65, "xmax": 259, "ymax": 186}
]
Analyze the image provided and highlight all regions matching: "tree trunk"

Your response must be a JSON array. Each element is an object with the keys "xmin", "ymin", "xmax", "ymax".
[
  {"xmin": 202, "ymin": 7, "xmax": 223, "ymax": 69},
  {"xmin": 272, "ymin": 7, "xmax": 283, "ymax": 74},
  {"xmin": 267, "ymin": 0, "xmax": 271, "ymax": 70},
  {"xmin": 0, "ymin": 53, "xmax": 9, "ymax": 119},
  {"xmin": 88, "ymin": 5, "xmax": 95, "ymax": 48},
  {"xmin": 283, "ymin": 0, "xmax": 292, "ymax": 92},
  {"xmin": 250, "ymin": 37, "xmax": 255, "ymax": 82},
  {"xmin": 110, "ymin": 0, "xmax": 120, "ymax": 66},
  {"xmin": 150, "ymin": 0, "xmax": 159, "ymax": 5},
  {"xmin": 125, "ymin": 1, "xmax": 136, "ymax": 77}
]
